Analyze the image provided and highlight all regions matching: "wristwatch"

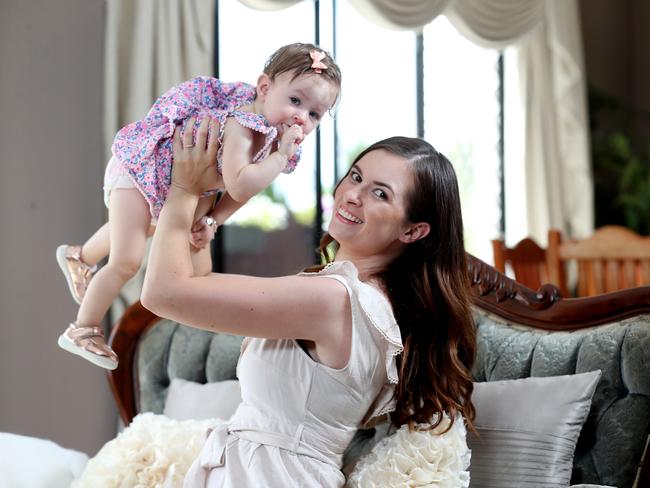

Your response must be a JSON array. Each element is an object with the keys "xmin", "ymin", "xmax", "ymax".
[{"xmin": 204, "ymin": 216, "xmax": 218, "ymax": 232}]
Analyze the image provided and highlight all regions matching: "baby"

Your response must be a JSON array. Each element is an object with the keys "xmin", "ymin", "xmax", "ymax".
[{"xmin": 56, "ymin": 42, "xmax": 341, "ymax": 370}]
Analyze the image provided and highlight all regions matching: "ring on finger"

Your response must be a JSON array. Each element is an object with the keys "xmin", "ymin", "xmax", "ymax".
[{"xmin": 184, "ymin": 143, "xmax": 195, "ymax": 148}]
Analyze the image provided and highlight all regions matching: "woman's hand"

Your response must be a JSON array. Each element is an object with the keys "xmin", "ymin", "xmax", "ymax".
[{"xmin": 171, "ymin": 117, "xmax": 220, "ymax": 196}]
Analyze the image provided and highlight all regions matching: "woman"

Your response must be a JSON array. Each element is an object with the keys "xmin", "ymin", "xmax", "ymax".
[{"xmin": 141, "ymin": 118, "xmax": 476, "ymax": 487}]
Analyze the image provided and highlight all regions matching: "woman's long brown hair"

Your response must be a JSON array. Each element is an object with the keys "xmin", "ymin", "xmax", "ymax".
[{"xmin": 318, "ymin": 137, "xmax": 476, "ymax": 432}]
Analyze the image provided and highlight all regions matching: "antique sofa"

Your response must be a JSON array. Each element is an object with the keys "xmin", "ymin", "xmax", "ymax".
[{"xmin": 107, "ymin": 256, "xmax": 650, "ymax": 487}]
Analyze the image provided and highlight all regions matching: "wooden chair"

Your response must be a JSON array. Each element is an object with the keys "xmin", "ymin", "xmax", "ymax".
[
  {"xmin": 547, "ymin": 225, "xmax": 650, "ymax": 296},
  {"xmin": 491, "ymin": 237, "xmax": 550, "ymax": 292}
]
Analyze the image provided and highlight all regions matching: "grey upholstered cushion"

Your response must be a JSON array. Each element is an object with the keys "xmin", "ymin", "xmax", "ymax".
[
  {"xmin": 468, "ymin": 371, "xmax": 601, "ymax": 488},
  {"xmin": 472, "ymin": 309, "xmax": 650, "ymax": 488},
  {"xmin": 136, "ymin": 320, "xmax": 243, "ymax": 414}
]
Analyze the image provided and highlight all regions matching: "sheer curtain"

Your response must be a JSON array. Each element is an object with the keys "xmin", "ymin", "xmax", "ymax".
[{"xmin": 517, "ymin": 1, "xmax": 592, "ymax": 243}]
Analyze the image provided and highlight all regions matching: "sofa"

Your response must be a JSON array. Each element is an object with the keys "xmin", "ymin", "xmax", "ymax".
[{"xmin": 107, "ymin": 255, "xmax": 650, "ymax": 487}]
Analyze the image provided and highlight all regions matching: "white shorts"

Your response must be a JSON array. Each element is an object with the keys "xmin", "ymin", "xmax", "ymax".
[
  {"xmin": 103, "ymin": 156, "xmax": 136, "ymax": 209},
  {"xmin": 102, "ymin": 157, "xmax": 158, "ymax": 224}
]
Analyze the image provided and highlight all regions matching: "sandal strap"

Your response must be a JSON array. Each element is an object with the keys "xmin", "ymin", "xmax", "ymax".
[
  {"xmin": 63, "ymin": 323, "xmax": 117, "ymax": 361},
  {"xmin": 73, "ymin": 329, "xmax": 104, "ymax": 342},
  {"xmin": 65, "ymin": 245, "xmax": 83, "ymax": 261},
  {"xmin": 67, "ymin": 324, "xmax": 104, "ymax": 341}
]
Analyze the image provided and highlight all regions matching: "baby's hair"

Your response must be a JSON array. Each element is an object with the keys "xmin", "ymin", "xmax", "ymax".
[{"xmin": 264, "ymin": 43, "xmax": 342, "ymax": 110}]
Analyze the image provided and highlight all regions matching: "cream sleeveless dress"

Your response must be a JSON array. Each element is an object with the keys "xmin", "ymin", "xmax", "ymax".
[{"xmin": 183, "ymin": 261, "xmax": 403, "ymax": 487}]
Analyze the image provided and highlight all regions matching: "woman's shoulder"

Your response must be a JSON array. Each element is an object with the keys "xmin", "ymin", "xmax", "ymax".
[
  {"xmin": 300, "ymin": 261, "xmax": 392, "ymax": 315},
  {"xmin": 300, "ymin": 261, "xmax": 403, "ymax": 365}
]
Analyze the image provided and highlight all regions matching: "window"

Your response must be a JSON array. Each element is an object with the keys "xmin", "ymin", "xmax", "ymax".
[
  {"xmin": 335, "ymin": 0, "xmax": 417, "ymax": 173},
  {"xmin": 422, "ymin": 16, "xmax": 502, "ymax": 261},
  {"xmin": 215, "ymin": 0, "xmax": 319, "ymax": 276},
  {"xmin": 213, "ymin": 0, "xmax": 512, "ymax": 273}
]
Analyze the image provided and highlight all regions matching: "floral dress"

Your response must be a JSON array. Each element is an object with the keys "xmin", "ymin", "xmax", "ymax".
[{"xmin": 109, "ymin": 77, "xmax": 300, "ymax": 218}]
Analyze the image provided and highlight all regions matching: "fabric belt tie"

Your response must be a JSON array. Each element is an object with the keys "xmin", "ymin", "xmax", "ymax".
[
  {"xmin": 196, "ymin": 422, "xmax": 340, "ymax": 469},
  {"xmin": 233, "ymin": 424, "xmax": 305, "ymax": 452},
  {"xmin": 198, "ymin": 425, "xmax": 230, "ymax": 469}
]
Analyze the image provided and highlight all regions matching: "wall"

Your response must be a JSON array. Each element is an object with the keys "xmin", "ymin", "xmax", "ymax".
[
  {"xmin": 580, "ymin": 0, "xmax": 650, "ymax": 137},
  {"xmin": 631, "ymin": 0, "xmax": 650, "ymax": 137},
  {"xmin": 0, "ymin": 0, "xmax": 115, "ymax": 455},
  {"xmin": 580, "ymin": 0, "xmax": 631, "ymax": 100}
]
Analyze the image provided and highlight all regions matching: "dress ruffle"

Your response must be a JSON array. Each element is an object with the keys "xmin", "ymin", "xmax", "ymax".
[
  {"xmin": 215, "ymin": 110, "xmax": 277, "ymax": 174},
  {"xmin": 301, "ymin": 261, "xmax": 404, "ymax": 423},
  {"xmin": 216, "ymin": 111, "xmax": 300, "ymax": 175}
]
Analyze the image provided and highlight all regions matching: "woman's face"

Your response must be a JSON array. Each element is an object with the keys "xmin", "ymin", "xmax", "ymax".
[{"xmin": 329, "ymin": 149, "xmax": 417, "ymax": 259}]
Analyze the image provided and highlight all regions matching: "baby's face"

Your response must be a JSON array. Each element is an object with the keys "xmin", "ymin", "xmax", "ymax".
[{"xmin": 259, "ymin": 72, "xmax": 339, "ymax": 140}]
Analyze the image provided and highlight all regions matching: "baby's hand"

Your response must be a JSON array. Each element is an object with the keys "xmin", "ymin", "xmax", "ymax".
[
  {"xmin": 189, "ymin": 215, "xmax": 218, "ymax": 250},
  {"xmin": 278, "ymin": 124, "xmax": 304, "ymax": 160}
]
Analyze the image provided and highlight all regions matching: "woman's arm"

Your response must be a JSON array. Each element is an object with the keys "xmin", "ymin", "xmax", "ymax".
[
  {"xmin": 142, "ymin": 118, "xmax": 350, "ymax": 351},
  {"xmin": 220, "ymin": 119, "xmax": 302, "ymax": 202}
]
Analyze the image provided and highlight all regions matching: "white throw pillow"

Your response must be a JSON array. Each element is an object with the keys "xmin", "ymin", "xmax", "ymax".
[
  {"xmin": 163, "ymin": 378, "xmax": 242, "ymax": 421},
  {"xmin": 0, "ymin": 433, "xmax": 88, "ymax": 488},
  {"xmin": 346, "ymin": 415, "xmax": 471, "ymax": 488}
]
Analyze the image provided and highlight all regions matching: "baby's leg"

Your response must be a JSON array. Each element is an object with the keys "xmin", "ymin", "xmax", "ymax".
[
  {"xmin": 79, "ymin": 222, "xmax": 110, "ymax": 266},
  {"xmin": 75, "ymin": 188, "xmax": 151, "ymax": 327},
  {"xmin": 190, "ymin": 196, "xmax": 217, "ymax": 276}
]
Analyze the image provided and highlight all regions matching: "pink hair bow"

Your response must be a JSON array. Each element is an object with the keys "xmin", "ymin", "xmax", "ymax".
[{"xmin": 310, "ymin": 50, "xmax": 328, "ymax": 74}]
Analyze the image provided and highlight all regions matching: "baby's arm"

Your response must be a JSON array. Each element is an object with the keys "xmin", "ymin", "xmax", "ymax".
[
  {"xmin": 221, "ymin": 119, "xmax": 302, "ymax": 203},
  {"xmin": 208, "ymin": 192, "xmax": 246, "ymax": 225},
  {"xmin": 189, "ymin": 192, "xmax": 246, "ymax": 249}
]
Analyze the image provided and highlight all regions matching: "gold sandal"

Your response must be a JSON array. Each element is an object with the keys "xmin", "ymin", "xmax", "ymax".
[
  {"xmin": 58, "ymin": 323, "xmax": 118, "ymax": 370},
  {"xmin": 55, "ymin": 245, "xmax": 97, "ymax": 305}
]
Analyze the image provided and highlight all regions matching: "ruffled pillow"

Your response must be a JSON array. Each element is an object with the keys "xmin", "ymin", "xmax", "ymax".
[
  {"xmin": 72, "ymin": 413, "xmax": 225, "ymax": 488},
  {"xmin": 346, "ymin": 415, "xmax": 470, "ymax": 488}
]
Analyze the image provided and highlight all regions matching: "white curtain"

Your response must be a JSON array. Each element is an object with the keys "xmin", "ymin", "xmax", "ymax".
[
  {"xmin": 104, "ymin": 0, "xmax": 215, "ymax": 319},
  {"xmin": 445, "ymin": 0, "xmax": 544, "ymax": 48},
  {"xmin": 348, "ymin": 0, "xmax": 453, "ymax": 30},
  {"xmin": 518, "ymin": 0, "xmax": 593, "ymax": 242},
  {"xmin": 104, "ymin": 0, "xmax": 215, "ymax": 160}
]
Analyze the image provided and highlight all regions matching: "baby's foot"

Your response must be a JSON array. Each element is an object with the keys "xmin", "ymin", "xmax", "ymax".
[
  {"xmin": 58, "ymin": 323, "xmax": 119, "ymax": 370},
  {"xmin": 56, "ymin": 245, "xmax": 97, "ymax": 304}
]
